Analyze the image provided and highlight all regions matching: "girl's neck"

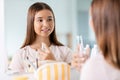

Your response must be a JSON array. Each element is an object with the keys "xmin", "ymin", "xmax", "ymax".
[{"xmin": 30, "ymin": 37, "xmax": 51, "ymax": 50}]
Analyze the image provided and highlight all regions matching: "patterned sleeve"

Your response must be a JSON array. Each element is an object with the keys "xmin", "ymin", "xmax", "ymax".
[
  {"xmin": 8, "ymin": 49, "xmax": 25, "ymax": 72},
  {"xmin": 63, "ymin": 46, "xmax": 73, "ymax": 64}
]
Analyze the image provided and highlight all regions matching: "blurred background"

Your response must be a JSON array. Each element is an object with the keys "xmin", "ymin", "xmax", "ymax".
[{"xmin": 4, "ymin": 0, "xmax": 96, "ymax": 60}]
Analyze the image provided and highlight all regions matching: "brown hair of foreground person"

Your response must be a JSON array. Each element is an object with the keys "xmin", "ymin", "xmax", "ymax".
[{"xmin": 91, "ymin": 0, "xmax": 120, "ymax": 69}]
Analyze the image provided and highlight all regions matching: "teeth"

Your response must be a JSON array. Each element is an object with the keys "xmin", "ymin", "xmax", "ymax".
[{"xmin": 42, "ymin": 29, "xmax": 50, "ymax": 32}]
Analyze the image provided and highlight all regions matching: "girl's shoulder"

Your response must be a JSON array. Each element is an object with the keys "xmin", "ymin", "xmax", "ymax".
[
  {"xmin": 80, "ymin": 54, "xmax": 108, "ymax": 80},
  {"xmin": 15, "ymin": 45, "xmax": 30, "ymax": 55},
  {"xmin": 17, "ymin": 45, "xmax": 29, "ymax": 51}
]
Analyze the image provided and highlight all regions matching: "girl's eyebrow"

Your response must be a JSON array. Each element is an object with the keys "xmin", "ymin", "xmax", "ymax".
[
  {"xmin": 36, "ymin": 17, "xmax": 42, "ymax": 19},
  {"xmin": 48, "ymin": 16, "xmax": 53, "ymax": 18},
  {"xmin": 36, "ymin": 16, "xmax": 53, "ymax": 19}
]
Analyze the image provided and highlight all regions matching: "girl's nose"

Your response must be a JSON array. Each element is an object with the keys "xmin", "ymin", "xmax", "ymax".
[{"xmin": 43, "ymin": 21, "xmax": 48, "ymax": 27}]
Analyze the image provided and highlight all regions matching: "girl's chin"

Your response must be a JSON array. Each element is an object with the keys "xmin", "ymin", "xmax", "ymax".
[
  {"xmin": 37, "ymin": 32, "xmax": 52, "ymax": 37},
  {"xmin": 40, "ymin": 34, "xmax": 50, "ymax": 37}
]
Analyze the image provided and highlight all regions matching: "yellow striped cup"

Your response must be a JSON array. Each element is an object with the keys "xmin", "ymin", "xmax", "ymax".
[{"xmin": 35, "ymin": 62, "xmax": 70, "ymax": 80}]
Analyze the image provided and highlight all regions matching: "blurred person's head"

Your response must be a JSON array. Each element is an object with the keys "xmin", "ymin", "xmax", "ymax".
[
  {"xmin": 90, "ymin": 0, "xmax": 120, "ymax": 69},
  {"xmin": 21, "ymin": 2, "xmax": 63, "ymax": 48}
]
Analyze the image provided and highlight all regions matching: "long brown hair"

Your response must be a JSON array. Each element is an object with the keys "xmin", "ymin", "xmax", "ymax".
[
  {"xmin": 91, "ymin": 0, "xmax": 120, "ymax": 69},
  {"xmin": 21, "ymin": 2, "xmax": 63, "ymax": 48}
]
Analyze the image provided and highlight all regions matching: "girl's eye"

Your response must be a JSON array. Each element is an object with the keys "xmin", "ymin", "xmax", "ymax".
[
  {"xmin": 39, "ymin": 19, "xmax": 43, "ymax": 22},
  {"xmin": 47, "ymin": 18, "xmax": 53, "ymax": 22}
]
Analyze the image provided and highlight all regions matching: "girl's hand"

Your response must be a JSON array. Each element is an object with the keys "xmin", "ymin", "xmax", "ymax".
[
  {"xmin": 71, "ymin": 44, "xmax": 90, "ymax": 71},
  {"xmin": 37, "ymin": 43, "xmax": 56, "ymax": 60}
]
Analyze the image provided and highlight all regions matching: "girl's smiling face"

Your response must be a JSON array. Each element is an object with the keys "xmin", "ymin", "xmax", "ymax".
[{"xmin": 34, "ymin": 9, "xmax": 54, "ymax": 38}]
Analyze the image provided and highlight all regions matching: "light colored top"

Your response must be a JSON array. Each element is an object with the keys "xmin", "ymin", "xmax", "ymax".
[
  {"xmin": 80, "ymin": 54, "xmax": 120, "ymax": 80},
  {"xmin": 9, "ymin": 44, "xmax": 72, "ymax": 72}
]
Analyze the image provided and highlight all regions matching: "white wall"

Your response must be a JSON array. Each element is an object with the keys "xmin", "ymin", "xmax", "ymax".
[
  {"xmin": 77, "ymin": 0, "xmax": 95, "ymax": 48},
  {"xmin": 0, "ymin": 0, "xmax": 8, "ymax": 73},
  {"xmin": 78, "ymin": 0, "xmax": 92, "ymax": 11}
]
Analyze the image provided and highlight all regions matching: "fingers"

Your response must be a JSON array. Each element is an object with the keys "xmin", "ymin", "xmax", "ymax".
[
  {"xmin": 72, "ymin": 49, "xmax": 90, "ymax": 71},
  {"xmin": 37, "ymin": 43, "xmax": 55, "ymax": 60},
  {"xmin": 38, "ymin": 42, "xmax": 51, "ymax": 54},
  {"xmin": 37, "ymin": 49, "xmax": 47, "ymax": 60},
  {"xmin": 41, "ymin": 42, "xmax": 50, "ymax": 53},
  {"xmin": 37, "ymin": 49, "xmax": 48, "ymax": 60},
  {"xmin": 84, "ymin": 44, "xmax": 90, "ymax": 58},
  {"xmin": 76, "ymin": 44, "xmax": 80, "ymax": 52},
  {"xmin": 72, "ymin": 62, "xmax": 84, "ymax": 71},
  {"xmin": 72, "ymin": 54, "xmax": 86, "ymax": 64}
]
